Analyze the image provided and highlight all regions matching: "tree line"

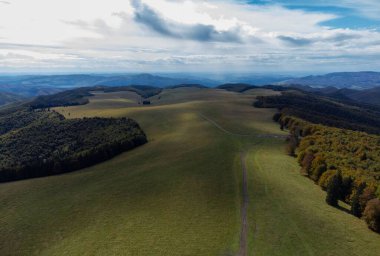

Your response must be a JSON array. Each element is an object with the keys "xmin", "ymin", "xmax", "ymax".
[
  {"xmin": 281, "ymin": 115, "xmax": 380, "ymax": 233},
  {"xmin": 255, "ymin": 93, "xmax": 380, "ymax": 233}
]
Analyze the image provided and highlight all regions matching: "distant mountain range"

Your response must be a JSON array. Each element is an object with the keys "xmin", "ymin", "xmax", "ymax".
[
  {"xmin": 0, "ymin": 74, "xmax": 218, "ymax": 93},
  {"xmin": 280, "ymin": 71, "xmax": 380, "ymax": 89},
  {"xmin": 1, "ymin": 71, "xmax": 380, "ymax": 107}
]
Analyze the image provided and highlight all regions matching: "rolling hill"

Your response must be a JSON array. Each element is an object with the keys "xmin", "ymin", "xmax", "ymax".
[
  {"xmin": 0, "ymin": 74, "xmax": 218, "ymax": 96},
  {"xmin": 327, "ymin": 87, "xmax": 380, "ymax": 106},
  {"xmin": 1, "ymin": 87, "xmax": 380, "ymax": 255}
]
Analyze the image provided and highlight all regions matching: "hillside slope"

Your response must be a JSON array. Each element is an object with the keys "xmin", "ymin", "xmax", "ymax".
[
  {"xmin": 333, "ymin": 87, "xmax": 380, "ymax": 106},
  {"xmin": 254, "ymin": 91, "xmax": 380, "ymax": 135},
  {"xmin": 0, "ymin": 92, "xmax": 24, "ymax": 106},
  {"xmin": 1, "ymin": 88, "xmax": 380, "ymax": 255}
]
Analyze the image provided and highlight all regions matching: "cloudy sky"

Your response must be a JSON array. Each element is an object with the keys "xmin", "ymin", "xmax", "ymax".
[{"xmin": 0, "ymin": 0, "xmax": 380, "ymax": 74}]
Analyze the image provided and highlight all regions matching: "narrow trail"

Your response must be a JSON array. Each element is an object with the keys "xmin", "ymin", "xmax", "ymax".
[
  {"xmin": 238, "ymin": 152, "xmax": 249, "ymax": 256},
  {"xmin": 199, "ymin": 113, "xmax": 287, "ymax": 255},
  {"xmin": 199, "ymin": 113, "xmax": 287, "ymax": 139},
  {"xmin": 199, "ymin": 113, "xmax": 251, "ymax": 137}
]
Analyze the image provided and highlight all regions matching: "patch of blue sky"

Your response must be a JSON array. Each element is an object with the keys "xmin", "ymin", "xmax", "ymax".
[{"xmin": 244, "ymin": 0, "xmax": 380, "ymax": 29}]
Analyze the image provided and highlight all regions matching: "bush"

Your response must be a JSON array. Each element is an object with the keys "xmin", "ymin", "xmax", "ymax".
[
  {"xmin": 286, "ymin": 133, "xmax": 298, "ymax": 156},
  {"xmin": 363, "ymin": 198, "xmax": 380, "ymax": 233},
  {"xmin": 318, "ymin": 170, "xmax": 336, "ymax": 190},
  {"xmin": 300, "ymin": 152, "xmax": 314, "ymax": 176}
]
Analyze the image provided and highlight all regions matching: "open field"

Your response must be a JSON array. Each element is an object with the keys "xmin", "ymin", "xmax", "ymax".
[{"xmin": 1, "ymin": 88, "xmax": 379, "ymax": 255}]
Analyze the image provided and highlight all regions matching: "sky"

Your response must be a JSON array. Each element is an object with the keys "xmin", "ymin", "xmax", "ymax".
[{"xmin": 0, "ymin": 0, "xmax": 380, "ymax": 74}]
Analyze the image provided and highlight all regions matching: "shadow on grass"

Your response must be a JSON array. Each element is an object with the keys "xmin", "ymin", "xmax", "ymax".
[{"xmin": 336, "ymin": 204, "xmax": 352, "ymax": 215}]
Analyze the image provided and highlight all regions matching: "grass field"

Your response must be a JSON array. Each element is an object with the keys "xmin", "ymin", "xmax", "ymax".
[
  {"xmin": 1, "ymin": 88, "xmax": 379, "ymax": 255},
  {"xmin": 247, "ymin": 140, "xmax": 380, "ymax": 256}
]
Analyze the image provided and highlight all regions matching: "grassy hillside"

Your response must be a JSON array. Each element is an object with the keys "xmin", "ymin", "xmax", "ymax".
[
  {"xmin": 1, "ymin": 88, "xmax": 379, "ymax": 255},
  {"xmin": 248, "ymin": 140, "xmax": 380, "ymax": 256}
]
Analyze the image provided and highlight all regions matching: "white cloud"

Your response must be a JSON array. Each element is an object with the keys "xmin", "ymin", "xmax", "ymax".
[
  {"xmin": 319, "ymin": 0, "xmax": 380, "ymax": 20},
  {"xmin": 0, "ymin": 0, "xmax": 379, "ymax": 72}
]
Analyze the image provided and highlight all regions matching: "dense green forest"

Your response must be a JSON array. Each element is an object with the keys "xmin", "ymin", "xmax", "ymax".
[
  {"xmin": 0, "ymin": 86, "xmax": 152, "ymax": 182},
  {"xmin": 254, "ymin": 91, "xmax": 380, "ymax": 135},
  {"xmin": 256, "ymin": 93, "xmax": 380, "ymax": 233},
  {"xmin": 0, "ymin": 111, "xmax": 147, "ymax": 182},
  {"xmin": 0, "ymin": 108, "xmax": 62, "ymax": 136}
]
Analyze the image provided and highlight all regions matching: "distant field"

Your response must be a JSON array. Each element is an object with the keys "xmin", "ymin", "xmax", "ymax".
[{"xmin": 1, "ymin": 88, "xmax": 379, "ymax": 255}]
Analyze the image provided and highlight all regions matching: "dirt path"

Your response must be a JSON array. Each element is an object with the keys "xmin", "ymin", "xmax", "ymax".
[
  {"xmin": 238, "ymin": 152, "xmax": 249, "ymax": 256},
  {"xmin": 199, "ymin": 113, "xmax": 287, "ymax": 255},
  {"xmin": 199, "ymin": 113, "xmax": 251, "ymax": 137}
]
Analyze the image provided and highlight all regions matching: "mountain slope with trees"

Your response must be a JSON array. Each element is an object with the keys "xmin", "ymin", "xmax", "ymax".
[
  {"xmin": 254, "ymin": 91, "xmax": 380, "ymax": 135},
  {"xmin": 255, "ymin": 92, "xmax": 380, "ymax": 233}
]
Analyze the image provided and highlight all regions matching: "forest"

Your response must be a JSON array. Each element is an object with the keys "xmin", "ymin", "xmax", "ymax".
[
  {"xmin": 0, "ymin": 108, "xmax": 62, "ymax": 135},
  {"xmin": 256, "ymin": 94, "xmax": 380, "ymax": 233},
  {"xmin": 254, "ymin": 91, "xmax": 380, "ymax": 135},
  {"xmin": 0, "ymin": 110, "xmax": 147, "ymax": 182}
]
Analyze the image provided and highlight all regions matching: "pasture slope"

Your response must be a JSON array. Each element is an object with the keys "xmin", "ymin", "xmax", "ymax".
[{"xmin": 0, "ymin": 87, "xmax": 379, "ymax": 255}]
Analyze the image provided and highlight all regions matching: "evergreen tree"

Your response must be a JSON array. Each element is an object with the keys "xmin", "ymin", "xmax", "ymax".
[
  {"xmin": 340, "ymin": 176, "xmax": 353, "ymax": 202},
  {"xmin": 351, "ymin": 183, "xmax": 366, "ymax": 217},
  {"xmin": 326, "ymin": 171, "xmax": 343, "ymax": 207}
]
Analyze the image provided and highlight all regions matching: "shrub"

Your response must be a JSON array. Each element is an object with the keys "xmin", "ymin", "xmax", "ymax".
[
  {"xmin": 363, "ymin": 198, "xmax": 380, "ymax": 233},
  {"xmin": 300, "ymin": 152, "xmax": 314, "ymax": 176},
  {"xmin": 318, "ymin": 170, "xmax": 336, "ymax": 190},
  {"xmin": 286, "ymin": 133, "xmax": 298, "ymax": 156}
]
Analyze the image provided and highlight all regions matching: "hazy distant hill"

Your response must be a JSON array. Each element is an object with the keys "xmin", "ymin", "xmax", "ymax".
[
  {"xmin": 280, "ymin": 72, "xmax": 380, "ymax": 89},
  {"xmin": 285, "ymin": 84, "xmax": 380, "ymax": 107},
  {"xmin": 0, "ymin": 85, "xmax": 62, "ymax": 97},
  {"xmin": 324, "ymin": 87, "xmax": 380, "ymax": 106},
  {"xmin": 0, "ymin": 92, "xmax": 24, "ymax": 106},
  {"xmin": 0, "ymin": 74, "xmax": 218, "ymax": 96}
]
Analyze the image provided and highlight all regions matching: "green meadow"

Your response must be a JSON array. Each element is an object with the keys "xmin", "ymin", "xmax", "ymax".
[{"xmin": 1, "ymin": 88, "xmax": 379, "ymax": 255}]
